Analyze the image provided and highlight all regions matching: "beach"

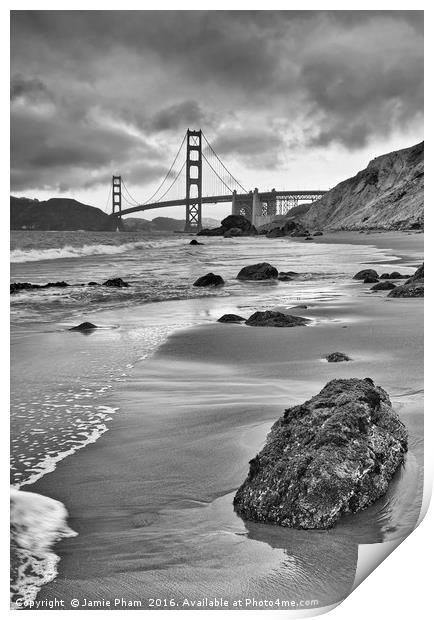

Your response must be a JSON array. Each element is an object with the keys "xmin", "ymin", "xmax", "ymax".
[{"xmin": 11, "ymin": 230, "xmax": 423, "ymax": 610}]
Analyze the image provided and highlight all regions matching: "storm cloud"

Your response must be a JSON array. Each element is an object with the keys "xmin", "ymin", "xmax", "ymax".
[{"xmin": 10, "ymin": 10, "xmax": 423, "ymax": 196}]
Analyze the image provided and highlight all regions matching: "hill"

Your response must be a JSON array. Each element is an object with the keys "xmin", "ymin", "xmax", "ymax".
[
  {"xmin": 10, "ymin": 197, "xmax": 119, "ymax": 231},
  {"xmin": 300, "ymin": 142, "xmax": 424, "ymax": 231}
]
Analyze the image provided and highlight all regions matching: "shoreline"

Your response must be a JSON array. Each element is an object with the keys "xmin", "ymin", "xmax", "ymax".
[{"xmin": 13, "ymin": 231, "xmax": 423, "ymax": 609}]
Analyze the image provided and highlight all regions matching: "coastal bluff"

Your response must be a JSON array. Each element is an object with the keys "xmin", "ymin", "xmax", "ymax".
[
  {"xmin": 299, "ymin": 142, "xmax": 423, "ymax": 231},
  {"xmin": 234, "ymin": 378, "xmax": 408, "ymax": 529}
]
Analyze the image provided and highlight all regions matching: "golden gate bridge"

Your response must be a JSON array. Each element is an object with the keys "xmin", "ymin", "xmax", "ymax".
[{"xmin": 106, "ymin": 129, "xmax": 326, "ymax": 232}]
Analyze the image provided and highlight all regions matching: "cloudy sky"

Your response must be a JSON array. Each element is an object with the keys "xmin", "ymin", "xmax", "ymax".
[{"xmin": 11, "ymin": 10, "xmax": 423, "ymax": 220}]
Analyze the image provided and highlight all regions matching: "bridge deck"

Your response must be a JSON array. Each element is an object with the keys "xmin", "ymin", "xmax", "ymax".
[{"xmin": 118, "ymin": 190, "xmax": 326, "ymax": 216}]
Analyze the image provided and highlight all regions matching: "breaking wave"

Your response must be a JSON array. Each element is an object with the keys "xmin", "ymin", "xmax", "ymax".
[{"xmin": 10, "ymin": 239, "xmax": 182, "ymax": 263}]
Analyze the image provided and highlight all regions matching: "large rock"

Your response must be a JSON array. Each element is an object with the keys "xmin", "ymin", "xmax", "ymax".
[
  {"xmin": 193, "ymin": 273, "xmax": 224, "ymax": 287},
  {"xmin": 245, "ymin": 311, "xmax": 310, "ymax": 327},
  {"xmin": 189, "ymin": 239, "xmax": 204, "ymax": 245},
  {"xmin": 237, "ymin": 262, "xmax": 278, "ymax": 281},
  {"xmin": 353, "ymin": 269, "xmax": 378, "ymax": 280},
  {"xmin": 233, "ymin": 378, "xmax": 408, "ymax": 529}
]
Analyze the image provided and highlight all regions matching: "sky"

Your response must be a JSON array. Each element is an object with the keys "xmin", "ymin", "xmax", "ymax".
[{"xmin": 10, "ymin": 10, "xmax": 424, "ymax": 221}]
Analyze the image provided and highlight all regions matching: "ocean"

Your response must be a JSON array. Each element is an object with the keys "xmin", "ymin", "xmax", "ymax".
[{"xmin": 10, "ymin": 230, "xmax": 424, "ymax": 608}]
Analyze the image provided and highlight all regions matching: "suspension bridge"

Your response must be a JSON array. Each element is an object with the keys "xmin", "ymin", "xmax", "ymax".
[{"xmin": 107, "ymin": 129, "xmax": 326, "ymax": 232}]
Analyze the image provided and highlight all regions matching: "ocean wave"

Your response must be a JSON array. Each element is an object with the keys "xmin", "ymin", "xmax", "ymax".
[
  {"xmin": 10, "ymin": 489, "xmax": 77, "ymax": 608},
  {"xmin": 10, "ymin": 239, "xmax": 183, "ymax": 263}
]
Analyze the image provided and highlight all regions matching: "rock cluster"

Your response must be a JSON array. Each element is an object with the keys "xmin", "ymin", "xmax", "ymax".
[
  {"xmin": 233, "ymin": 378, "xmax": 408, "ymax": 529},
  {"xmin": 265, "ymin": 220, "xmax": 309, "ymax": 239},
  {"xmin": 198, "ymin": 214, "xmax": 257, "ymax": 237},
  {"xmin": 387, "ymin": 263, "xmax": 424, "ymax": 298}
]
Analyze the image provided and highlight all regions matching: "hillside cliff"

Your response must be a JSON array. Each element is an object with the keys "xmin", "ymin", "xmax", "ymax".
[
  {"xmin": 300, "ymin": 142, "xmax": 423, "ymax": 231},
  {"xmin": 10, "ymin": 197, "xmax": 119, "ymax": 231}
]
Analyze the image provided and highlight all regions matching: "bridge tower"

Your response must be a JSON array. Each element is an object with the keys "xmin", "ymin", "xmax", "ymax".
[
  {"xmin": 112, "ymin": 175, "xmax": 122, "ymax": 215},
  {"xmin": 184, "ymin": 129, "xmax": 202, "ymax": 232}
]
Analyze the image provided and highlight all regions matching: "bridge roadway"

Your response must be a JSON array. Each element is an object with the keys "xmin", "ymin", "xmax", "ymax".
[{"xmin": 116, "ymin": 190, "xmax": 326, "ymax": 217}]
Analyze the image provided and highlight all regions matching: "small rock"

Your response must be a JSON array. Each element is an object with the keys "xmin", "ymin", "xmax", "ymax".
[
  {"xmin": 304, "ymin": 236, "xmax": 314, "ymax": 241},
  {"xmin": 233, "ymin": 378, "xmax": 408, "ymax": 529},
  {"xmin": 217, "ymin": 314, "xmax": 246, "ymax": 323},
  {"xmin": 69, "ymin": 322, "xmax": 98, "ymax": 332},
  {"xmin": 193, "ymin": 273, "xmax": 224, "ymax": 287},
  {"xmin": 380, "ymin": 273, "xmax": 390, "ymax": 279},
  {"xmin": 245, "ymin": 310, "xmax": 310, "ymax": 327},
  {"xmin": 87, "ymin": 281, "xmax": 99, "ymax": 286},
  {"xmin": 189, "ymin": 239, "xmax": 203, "ymax": 246},
  {"xmin": 102, "ymin": 278, "xmax": 129, "ymax": 288},
  {"xmin": 313, "ymin": 231, "xmax": 323, "ymax": 236},
  {"xmin": 326, "ymin": 352, "xmax": 351, "ymax": 362},
  {"xmin": 237, "ymin": 263, "xmax": 278, "ymax": 281},
  {"xmin": 371, "ymin": 281, "xmax": 396, "ymax": 291},
  {"xmin": 353, "ymin": 269, "xmax": 379, "ymax": 280}
]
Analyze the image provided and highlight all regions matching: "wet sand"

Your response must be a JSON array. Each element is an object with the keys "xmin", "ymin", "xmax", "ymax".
[{"xmin": 25, "ymin": 232, "xmax": 423, "ymax": 610}]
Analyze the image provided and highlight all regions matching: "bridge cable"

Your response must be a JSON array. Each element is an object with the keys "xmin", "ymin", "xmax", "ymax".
[
  {"xmin": 202, "ymin": 132, "xmax": 248, "ymax": 193},
  {"xmin": 202, "ymin": 153, "xmax": 234, "ymax": 194},
  {"xmin": 154, "ymin": 161, "xmax": 186, "ymax": 203},
  {"xmin": 121, "ymin": 178, "xmax": 140, "ymax": 206},
  {"xmin": 141, "ymin": 132, "xmax": 187, "ymax": 205}
]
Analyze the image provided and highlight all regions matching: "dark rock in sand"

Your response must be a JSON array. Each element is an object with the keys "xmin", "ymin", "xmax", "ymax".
[
  {"xmin": 313, "ymin": 231, "xmax": 323, "ymax": 236},
  {"xmin": 326, "ymin": 352, "xmax": 351, "ymax": 362},
  {"xmin": 233, "ymin": 378, "xmax": 408, "ymax": 529},
  {"xmin": 87, "ymin": 281, "xmax": 99, "ymax": 286},
  {"xmin": 217, "ymin": 314, "xmax": 246, "ymax": 323},
  {"xmin": 363, "ymin": 276, "xmax": 379, "ymax": 284},
  {"xmin": 237, "ymin": 262, "xmax": 278, "ymax": 281},
  {"xmin": 305, "ymin": 236, "xmax": 314, "ymax": 241},
  {"xmin": 353, "ymin": 269, "xmax": 378, "ymax": 280},
  {"xmin": 245, "ymin": 310, "xmax": 310, "ymax": 327},
  {"xmin": 193, "ymin": 273, "xmax": 224, "ymax": 287},
  {"xmin": 371, "ymin": 281, "xmax": 396, "ymax": 291},
  {"xmin": 102, "ymin": 277, "xmax": 129, "ymax": 288},
  {"xmin": 380, "ymin": 273, "xmax": 390, "ymax": 279},
  {"xmin": 69, "ymin": 322, "xmax": 98, "ymax": 332},
  {"xmin": 189, "ymin": 239, "xmax": 203, "ymax": 245}
]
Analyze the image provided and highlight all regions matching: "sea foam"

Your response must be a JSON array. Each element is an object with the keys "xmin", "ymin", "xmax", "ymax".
[
  {"xmin": 10, "ymin": 488, "xmax": 77, "ymax": 608},
  {"xmin": 10, "ymin": 239, "xmax": 183, "ymax": 263}
]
